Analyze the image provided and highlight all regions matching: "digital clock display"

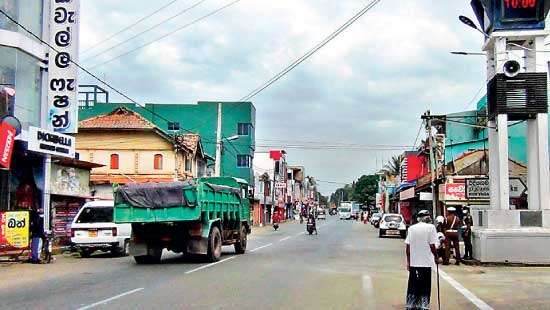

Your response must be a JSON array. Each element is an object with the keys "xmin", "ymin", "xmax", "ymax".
[{"xmin": 502, "ymin": 0, "xmax": 540, "ymax": 21}]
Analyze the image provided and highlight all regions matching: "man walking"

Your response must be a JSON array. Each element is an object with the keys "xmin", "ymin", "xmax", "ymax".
[
  {"xmin": 405, "ymin": 210, "xmax": 438, "ymax": 310},
  {"xmin": 443, "ymin": 207, "xmax": 462, "ymax": 265}
]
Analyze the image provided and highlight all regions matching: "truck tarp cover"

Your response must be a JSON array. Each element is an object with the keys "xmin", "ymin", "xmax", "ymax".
[{"xmin": 115, "ymin": 181, "xmax": 194, "ymax": 209}]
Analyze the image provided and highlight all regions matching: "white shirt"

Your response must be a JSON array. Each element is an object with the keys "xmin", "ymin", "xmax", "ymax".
[{"xmin": 405, "ymin": 222, "xmax": 438, "ymax": 268}]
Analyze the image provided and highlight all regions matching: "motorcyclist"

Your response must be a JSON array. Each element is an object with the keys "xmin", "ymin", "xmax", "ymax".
[{"xmin": 307, "ymin": 213, "xmax": 317, "ymax": 234}]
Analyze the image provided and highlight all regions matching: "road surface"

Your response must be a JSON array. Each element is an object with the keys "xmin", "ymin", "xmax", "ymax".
[{"xmin": 1, "ymin": 217, "xmax": 549, "ymax": 309}]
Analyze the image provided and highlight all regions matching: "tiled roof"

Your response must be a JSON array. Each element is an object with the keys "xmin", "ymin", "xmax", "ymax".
[
  {"xmin": 79, "ymin": 107, "xmax": 155, "ymax": 130},
  {"xmin": 175, "ymin": 133, "xmax": 200, "ymax": 154}
]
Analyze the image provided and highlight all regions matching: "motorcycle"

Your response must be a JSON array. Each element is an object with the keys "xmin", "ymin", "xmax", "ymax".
[
  {"xmin": 306, "ymin": 217, "xmax": 317, "ymax": 235},
  {"xmin": 273, "ymin": 222, "xmax": 279, "ymax": 231}
]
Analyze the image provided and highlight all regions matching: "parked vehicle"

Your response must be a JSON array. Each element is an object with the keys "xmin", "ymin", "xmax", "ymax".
[
  {"xmin": 71, "ymin": 200, "xmax": 132, "ymax": 258},
  {"xmin": 114, "ymin": 177, "xmax": 251, "ymax": 264},
  {"xmin": 329, "ymin": 208, "xmax": 338, "ymax": 216},
  {"xmin": 338, "ymin": 203, "xmax": 352, "ymax": 220},
  {"xmin": 378, "ymin": 213, "xmax": 407, "ymax": 238},
  {"xmin": 316, "ymin": 208, "xmax": 326, "ymax": 220},
  {"xmin": 370, "ymin": 213, "xmax": 382, "ymax": 228},
  {"xmin": 351, "ymin": 202, "xmax": 361, "ymax": 220}
]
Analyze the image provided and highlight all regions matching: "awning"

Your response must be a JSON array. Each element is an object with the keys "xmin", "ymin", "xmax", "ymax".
[{"xmin": 395, "ymin": 181, "xmax": 416, "ymax": 194}]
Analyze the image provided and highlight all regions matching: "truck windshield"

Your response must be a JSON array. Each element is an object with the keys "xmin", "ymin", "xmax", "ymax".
[
  {"xmin": 384, "ymin": 215, "xmax": 402, "ymax": 222},
  {"xmin": 340, "ymin": 208, "xmax": 351, "ymax": 212},
  {"xmin": 76, "ymin": 207, "xmax": 113, "ymax": 223}
]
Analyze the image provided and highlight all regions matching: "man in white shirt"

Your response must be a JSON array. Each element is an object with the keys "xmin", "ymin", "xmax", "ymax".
[{"xmin": 405, "ymin": 210, "xmax": 438, "ymax": 310}]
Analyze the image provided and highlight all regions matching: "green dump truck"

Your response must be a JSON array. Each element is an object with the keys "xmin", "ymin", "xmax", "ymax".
[{"xmin": 114, "ymin": 177, "xmax": 251, "ymax": 264}]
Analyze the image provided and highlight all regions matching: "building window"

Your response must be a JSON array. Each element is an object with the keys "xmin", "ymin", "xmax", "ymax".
[
  {"xmin": 154, "ymin": 154, "xmax": 163, "ymax": 170},
  {"xmin": 185, "ymin": 156, "xmax": 192, "ymax": 172},
  {"xmin": 168, "ymin": 121, "xmax": 180, "ymax": 131},
  {"xmin": 0, "ymin": 1, "xmax": 43, "ymax": 38},
  {"xmin": 237, "ymin": 155, "xmax": 251, "ymax": 168},
  {"xmin": 110, "ymin": 154, "xmax": 119, "ymax": 170},
  {"xmin": 237, "ymin": 123, "xmax": 252, "ymax": 136}
]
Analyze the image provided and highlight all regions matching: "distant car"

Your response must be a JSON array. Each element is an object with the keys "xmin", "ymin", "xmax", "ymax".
[
  {"xmin": 370, "ymin": 213, "xmax": 382, "ymax": 227},
  {"xmin": 379, "ymin": 213, "xmax": 407, "ymax": 238},
  {"xmin": 338, "ymin": 206, "xmax": 352, "ymax": 220},
  {"xmin": 70, "ymin": 200, "xmax": 132, "ymax": 258},
  {"xmin": 317, "ymin": 209, "xmax": 326, "ymax": 220}
]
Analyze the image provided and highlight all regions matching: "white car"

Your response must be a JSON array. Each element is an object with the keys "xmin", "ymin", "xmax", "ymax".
[
  {"xmin": 317, "ymin": 209, "xmax": 327, "ymax": 220},
  {"xmin": 378, "ymin": 213, "xmax": 407, "ymax": 238},
  {"xmin": 339, "ymin": 206, "xmax": 352, "ymax": 220},
  {"xmin": 71, "ymin": 200, "xmax": 131, "ymax": 257}
]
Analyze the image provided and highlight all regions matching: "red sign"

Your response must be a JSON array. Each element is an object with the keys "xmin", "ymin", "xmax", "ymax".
[
  {"xmin": 445, "ymin": 183, "xmax": 466, "ymax": 201},
  {"xmin": 269, "ymin": 150, "xmax": 282, "ymax": 161},
  {"xmin": 0, "ymin": 121, "xmax": 16, "ymax": 169}
]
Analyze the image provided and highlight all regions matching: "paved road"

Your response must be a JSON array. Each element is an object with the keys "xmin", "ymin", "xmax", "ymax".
[{"xmin": 1, "ymin": 217, "xmax": 548, "ymax": 309}]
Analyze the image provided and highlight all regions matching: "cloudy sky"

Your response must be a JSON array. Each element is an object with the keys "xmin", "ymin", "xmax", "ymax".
[{"xmin": 79, "ymin": 0, "xmax": 486, "ymax": 195}]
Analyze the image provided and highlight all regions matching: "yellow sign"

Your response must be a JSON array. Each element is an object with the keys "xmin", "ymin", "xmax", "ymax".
[{"xmin": 0, "ymin": 211, "xmax": 30, "ymax": 249}]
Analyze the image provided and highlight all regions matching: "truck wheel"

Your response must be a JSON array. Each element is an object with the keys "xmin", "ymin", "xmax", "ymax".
[
  {"xmin": 80, "ymin": 249, "xmax": 93, "ymax": 258},
  {"xmin": 234, "ymin": 226, "xmax": 247, "ymax": 254},
  {"xmin": 113, "ymin": 240, "xmax": 130, "ymax": 257},
  {"xmin": 207, "ymin": 226, "xmax": 222, "ymax": 262},
  {"xmin": 134, "ymin": 247, "xmax": 162, "ymax": 264}
]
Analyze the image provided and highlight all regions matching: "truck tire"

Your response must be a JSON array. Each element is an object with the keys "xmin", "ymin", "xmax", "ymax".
[
  {"xmin": 207, "ymin": 226, "xmax": 222, "ymax": 262},
  {"xmin": 234, "ymin": 226, "xmax": 247, "ymax": 254},
  {"xmin": 80, "ymin": 249, "xmax": 92, "ymax": 258},
  {"xmin": 134, "ymin": 247, "xmax": 162, "ymax": 264}
]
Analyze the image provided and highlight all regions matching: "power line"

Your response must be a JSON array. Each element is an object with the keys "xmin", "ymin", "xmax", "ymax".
[
  {"xmin": 88, "ymin": 0, "xmax": 242, "ymax": 70},
  {"xmin": 82, "ymin": 0, "xmax": 208, "ymax": 62},
  {"xmin": 411, "ymin": 120, "xmax": 424, "ymax": 151},
  {"xmin": 463, "ymin": 84, "xmax": 485, "ymax": 110},
  {"xmin": 81, "ymin": 0, "xmax": 183, "ymax": 56},
  {"xmin": 0, "ymin": 8, "xmax": 203, "ymax": 138},
  {"xmin": 239, "ymin": 0, "xmax": 382, "ymax": 102}
]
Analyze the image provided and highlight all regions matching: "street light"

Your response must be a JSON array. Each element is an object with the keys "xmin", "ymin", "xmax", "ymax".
[
  {"xmin": 450, "ymin": 51, "xmax": 486, "ymax": 56},
  {"xmin": 459, "ymin": 15, "xmax": 489, "ymax": 38}
]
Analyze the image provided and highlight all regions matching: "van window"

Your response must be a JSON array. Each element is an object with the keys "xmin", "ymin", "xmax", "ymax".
[
  {"xmin": 384, "ymin": 215, "xmax": 402, "ymax": 222},
  {"xmin": 76, "ymin": 207, "xmax": 113, "ymax": 223}
]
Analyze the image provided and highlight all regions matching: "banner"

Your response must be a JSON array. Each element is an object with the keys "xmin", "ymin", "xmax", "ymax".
[
  {"xmin": 0, "ymin": 121, "xmax": 16, "ymax": 169},
  {"xmin": 0, "ymin": 211, "xmax": 30, "ymax": 251}
]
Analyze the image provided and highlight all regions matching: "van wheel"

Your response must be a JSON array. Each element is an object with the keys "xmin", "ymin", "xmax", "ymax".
[
  {"xmin": 80, "ymin": 249, "xmax": 92, "ymax": 258},
  {"xmin": 113, "ymin": 240, "xmax": 130, "ymax": 257},
  {"xmin": 207, "ymin": 226, "xmax": 222, "ymax": 262},
  {"xmin": 234, "ymin": 226, "xmax": 247, "ymax": 254}
]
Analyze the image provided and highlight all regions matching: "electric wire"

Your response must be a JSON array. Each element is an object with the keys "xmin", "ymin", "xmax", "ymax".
[
  {"xmin": 82, "ymin": 0, "xmax": 208, "ymax": 62},
  {"xmin": 88, "ymin": 0, "xmax": 242, "ymax": 69},
  {"xmin": 239, "ymin": 0, "xmax": 381, "ymax": 102},
  {"xmin": 81, "ymin": 0, "xmax": 183, "ymax": 55}
]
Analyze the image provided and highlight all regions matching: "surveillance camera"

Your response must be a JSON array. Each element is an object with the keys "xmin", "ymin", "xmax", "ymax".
[{"xmin": 503, "ymin": 60, "xmax": 521, "ymax": 77}]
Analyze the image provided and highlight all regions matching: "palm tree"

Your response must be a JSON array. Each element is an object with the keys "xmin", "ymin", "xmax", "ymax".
[{"xmin": 384, "ymin": 154, "xmax": 404, "ymax": 177}]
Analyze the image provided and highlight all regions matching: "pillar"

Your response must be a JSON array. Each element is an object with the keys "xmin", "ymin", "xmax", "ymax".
[
  {"xmin": 528, "ymin": 114, "xmax": 550, "ymax": 210},
  {"xmin": 489, "ymin": 115, "xmax": 510, "ymax": 210}
]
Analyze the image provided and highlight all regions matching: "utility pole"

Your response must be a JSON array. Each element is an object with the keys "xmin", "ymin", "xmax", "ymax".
[
  {"xmin": 214, "ymin": 102, "xmax": 222, "ymax": 177},
  {"xmin": 423, "ymin": 110, "xmax": 438, "ymax": 218},
  {"xmin": 270, "ymin": 160, "xmax": 277, "ymax": 224}
]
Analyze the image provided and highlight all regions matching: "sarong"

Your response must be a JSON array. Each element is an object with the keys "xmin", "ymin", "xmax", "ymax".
[{"xmin": 406, "ymin": 267, "xmax": 432, "ymax": 310}]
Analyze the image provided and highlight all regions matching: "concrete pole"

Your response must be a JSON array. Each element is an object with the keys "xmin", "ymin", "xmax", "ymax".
[
  {"xmin": 488, "ymin": 120, "xmax": 500, "ymax": 210},
  {"xmin": 214, "ymin": 102, "xmax": 222, "ymax": 177},
  {"xmin": 496, "ymin": 114, "xmax": 510, "ymax": 210}
]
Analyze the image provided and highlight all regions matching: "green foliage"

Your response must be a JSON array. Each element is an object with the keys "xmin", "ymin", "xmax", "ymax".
[{"xmin": 330, "ymin": 174, "xmax": 379, "ymax": 206}]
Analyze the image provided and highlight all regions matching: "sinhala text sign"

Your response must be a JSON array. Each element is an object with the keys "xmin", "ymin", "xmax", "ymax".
[
  {"xmin": 48, "ymin": 0, "xmax": 80, "ymax": 133},
  {"xmin": 0, "ymin": 211, "xmax": 30, "ymax": 251},
  {"xmin": 466, "ymin": 178, "xmax": 490, "ymax": 200}
]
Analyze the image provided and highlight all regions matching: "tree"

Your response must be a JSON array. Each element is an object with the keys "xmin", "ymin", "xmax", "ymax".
[
  {"xmin": 384, "ymin": 154, "xmax": 404, "ymax": 177},
  {"xmin": 352, "ymin": 175, "xmax": 379, "ymax": 206}
]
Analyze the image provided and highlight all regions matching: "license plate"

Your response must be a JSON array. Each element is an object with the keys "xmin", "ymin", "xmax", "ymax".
[
  {"xmin": 387, "ymin": 230, "xmax": 399, "ymax": 235},
  {"xmin": 88, "ymin": 230, "xmax": 98, "ymax": 237}
]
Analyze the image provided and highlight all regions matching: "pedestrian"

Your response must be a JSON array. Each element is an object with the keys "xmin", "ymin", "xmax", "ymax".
[
  {"xmin": 443, "ymin": 207, "xmax": 462, "ymax": 265},
  {"xmin": 29, "ymin": 207, "xmax": 45, "ymax": 264},
  {"xmin": 405, "ymin": 210, "xmax": 438, "ymax": 310},
  {"xmin": 462, "ymin": 207, "xmax": 474, "ymax": 260}
]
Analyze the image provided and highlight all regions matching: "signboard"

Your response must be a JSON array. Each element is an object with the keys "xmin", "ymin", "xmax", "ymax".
[
  {"xmin": 0, "ymin": 121, "xmax": 16, "ymax": 169},
  {"xmin": 0, "ymin": 211, "xmax": 30, "ymax": 250},
  {"xmin": 28, "ymin": 126, "xmax": 75, "ymax": 158},
  {"xmin": 48, "ymin": 0, "xmax": 80, "ymax": 133},
  {"xmin": 50, "ymin": 163, "xmax": 90, "ymax": 197},
  {"xmin": 400, "ymin": 187, "xmax": 415, "ymax": 201},
  {"xmin": 510, "ymin": 178, "xmax": 527, "ymax": 198},
  {"xmin": 419, "ymin": 192, "xmax": 433, "ymax": 201},
  {"xmin": 274, "ymin": 182, "xmax": 286, "ymax": 189},
  {"xmin": 466, "ymin": 178, "xmax": 490, "ymax": 200},
  {"xmin": 445, "ymin": 183, "xmax": 466, "ymax": 201}
]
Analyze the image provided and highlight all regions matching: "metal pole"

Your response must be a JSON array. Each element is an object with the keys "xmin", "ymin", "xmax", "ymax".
[
  {"xmin": 214, "ymin": 102, "xmax": 222, "ymax": 177},
  {"xmin": 427, "ymin": 112, "xmax": 438, "ymax": 217},
  {"xmin": 270, "ymin": 160, "xmax": 276, "ymax": 224},
  {"xmin": 436, "ymin": 262, "xmax": 441, "ymax": 310},
  {"xmin": 262, "ymin": 181, "xmax": 267, "ymax": 227}
]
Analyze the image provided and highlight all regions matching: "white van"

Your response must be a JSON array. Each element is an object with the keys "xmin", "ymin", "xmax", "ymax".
[
  {"xmin": 339, "ymin": 203, "xmax": 352, "ymax": 220},
  {"xmin": 70, "ymin": 200, "xmax": 132, "ymax": 257}
]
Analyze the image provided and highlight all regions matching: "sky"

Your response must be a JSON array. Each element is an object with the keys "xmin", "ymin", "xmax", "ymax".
[{"xmin": 79, "ymin": 0, "xmax": 487, "ymax": 195}]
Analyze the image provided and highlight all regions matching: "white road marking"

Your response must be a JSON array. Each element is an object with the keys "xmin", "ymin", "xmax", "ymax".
[
  {"xmin": 184, "ymin": 256, "xmax": 237, "ymax": 275},
  {"xmin": 296, "ymin": 231, "xmax": 306, "ymax": 236},
  {"xmin": 362, "ymin": 274, "xmax": 376, "ymax": 309},
  {"xmin": 250, "ymin": 243, "xmax": 273, "ymax": 252},
  {"xmin": 279, "ymin": 236, "xmax": 291, "ymax": 242},
  {"xmin": 76, "ymin": 288, "xmax": 144, "ymax": 310},
  {"xmin": 438, "ymin": 269, "xmax": 494, "ymax": 310}
]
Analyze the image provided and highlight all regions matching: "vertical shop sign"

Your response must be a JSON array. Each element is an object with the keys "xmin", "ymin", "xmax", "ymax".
[
  {"xmin": 48, "ymin": 0, "xmax": 80, "ymax": 133},
  {"xmin": 0, "ymin": 121, "xmax": 16, "ymax": 169},
  {"xmin": 0, "ymin": 211, "xmax": 30, "ymax": 250}
]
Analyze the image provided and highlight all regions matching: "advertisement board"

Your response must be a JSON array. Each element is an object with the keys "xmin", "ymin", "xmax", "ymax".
[
  {"xmin": 0, "ymin": 121, "xmax": 16, "ymax": 169},
  {"xmin": 466, "ymin": 178, "xmax": 490, "ymax": 200},
  {"xmin": 50, "ymin": 163, "xmax": 90, "ymax": 197},
  {"xmin": 444, "ymin": 183, "xmax": 466, "ymax": 201},
  {"xmin": 48, "ymin": 0, "xmax": 80, "ymax": 133},
  {"xmin": 28, "ymin": 126, "xmax": 75, "ymax": 158},
  {"xmin": 0, "ymin": 211, "xmax": 30, "ymax": 251}
]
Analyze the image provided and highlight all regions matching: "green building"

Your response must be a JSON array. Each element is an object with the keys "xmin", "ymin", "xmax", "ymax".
[{"xmin": 79, "ymin": 98, "xmax": 256, "ymax": 184}]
